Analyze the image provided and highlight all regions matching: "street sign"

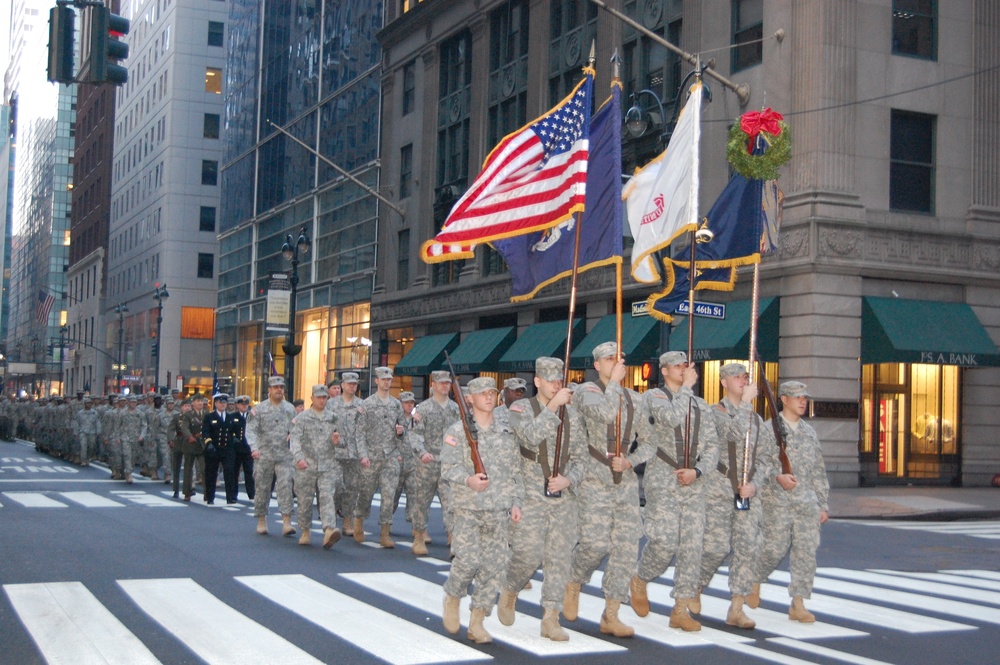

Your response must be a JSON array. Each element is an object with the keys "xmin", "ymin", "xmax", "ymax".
[{"xmin": 631, "ymin": 300, "xmax": 726, "ymax": 320}]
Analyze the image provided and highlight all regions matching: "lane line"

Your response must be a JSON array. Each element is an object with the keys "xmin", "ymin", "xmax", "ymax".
[
  {"xmin": 118, "ymin": 578, "xmax": 323, "ymax": 665},
  {"xmin": 4, "ymin": 581, "xmax": 161, "ymax": 665},
  {"xmin": 237, "ymin": 574, "xmax": 490, "ymax": 664}
]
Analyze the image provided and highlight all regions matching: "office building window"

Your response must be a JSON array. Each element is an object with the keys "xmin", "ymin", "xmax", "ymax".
[
  {"xmin": 208, "ymin": 21, "xmax": 224, "ymax": 47},
  {"xmin": 548, "ymin": 0, "xmax": 598, "ymax": 104},
  {"xmin": 890, "ymin": 110, "xmax": 934, "ymax": 213},
  {"xmin": 203, "ymin": 113, "xmax": 220, "ymax": 138},
  {"xmin": 201, "ymin": 160, "xmax": 218, "ymax": 186},
  {"xmin": 732, "ymin": 0, "xmax": 763, "ymax": 71},
  {"xmin": 399, "ymin": 144, "xmax": 413, "ymax": 199},
  {"xmin": 197, "ymin": 253, "xmax": 215, "ymax": 278},
  {"xmin": 205, "ymin": 67, "xmax": 222, "ymax": 94},
  {"xmin": 397, "ymin": 229, "xmax": 410, "ymax": 290},
  {"xmin": 402, "ymin": 61, "xmax": 416, "ymax": 115},
  {"xmin": 181, "ymin": 306, "xmax": 216, "ymax": 339},
  {"xmin": 892, "ymin": 0, "xmax": 936, "ymax": 59},
  {"xmin": 199, "ymin": 206, "xmax": 216, "ymax": 232}
]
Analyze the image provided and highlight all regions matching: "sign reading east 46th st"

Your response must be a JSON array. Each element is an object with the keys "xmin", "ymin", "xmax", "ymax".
[{"xmin": 631, "ymin": 300, "xmax": 726, "ymax": 320}]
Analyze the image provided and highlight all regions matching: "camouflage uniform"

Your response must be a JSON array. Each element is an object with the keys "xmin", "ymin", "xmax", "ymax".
[
  {"xmin": 158, "ymin": 404, "xmax": 177, "ymax": 480},
  {"xmin": 354, "ymin": 392, "xmax": 405, "ymax": 526},
  {"xmin": 392, "ymin": 394, "xmax": 424, "ymax": 525},
  {"xmin": 177, "ymin": 403, "xmax": 207, "ymax": 498},
  {"xmin": 119, "ymin": 400, "xmax": 149, "ymax": 480},
  {"xmin": 757, "ymin": 411, "xmax": 829, "ymax": 599},
  {"xmin": 246, "ymin": 397, "xmax": 297, "ymax": 518},
  {"xmin": 329, "ymin": 392, "xmax": 364, "ymax": 527},
  {"xmin": 410, "ymin": 394, "xmax": 460, "ymax": 533},
  {"xmin": 441, "ymin": 396, "xmax": 523, "ymax": 614},
  {"xmin": 633, "ymin": 382, "xmax": 719, "ymax": 599},
  {"xmin": 73, "ymin": 402, "xmax": 102, "ymax": 465},
  {"xmin": 569, "ymin": 378, "xmax": 643, "ymax": 604},
  {"xmin": 503, "ymin": 390, "xmax": 586, "ymax": 612},
  {"xmin": 290, "ymin": 401, "xmax": 342, "ymax": 533}
]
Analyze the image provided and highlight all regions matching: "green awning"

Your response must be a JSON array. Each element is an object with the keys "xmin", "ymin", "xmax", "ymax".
[
  {"xmin": 498, "ymin": 319, "xmax": 586, "ymax": 372},
  {"xmin": 669, "ymin": 297, "xmax": 780, "ymax": 362},
  {"xmin": 394, "ymin": 333, "xmax": 460, "ymax": 376},
  {"xmin": 569, "ymin": 314, "xmax": 660, "ymax": 370},
  {"xmin": 862, "ymin": 297, "xmax": 1000, "ymax": 367},
  {"xmin": 447, "ymin": 327, "xmax": 517, "ymax": 374}
]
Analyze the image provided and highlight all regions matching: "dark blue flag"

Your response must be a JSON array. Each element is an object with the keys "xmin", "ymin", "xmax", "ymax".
[{"xmin": 493, "ymin": 85, "xmax": 623, "ymax": 302}]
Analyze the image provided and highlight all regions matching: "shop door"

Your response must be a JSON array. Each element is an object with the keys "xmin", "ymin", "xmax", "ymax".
[{"xmin": 876, "ymin": 391, "xmax": 907, "ymax": 477}]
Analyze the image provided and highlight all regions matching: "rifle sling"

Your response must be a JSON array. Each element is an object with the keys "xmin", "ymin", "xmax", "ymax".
[
  {"xmin": 520, "ymin": 398, "xmax": 570, "ymax": 478},
  {"xmin": 595, "ymin": 380, "xmax": 634, "ymax": 484}
]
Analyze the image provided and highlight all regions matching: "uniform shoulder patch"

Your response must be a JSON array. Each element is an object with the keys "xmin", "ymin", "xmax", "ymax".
[
  {"xmin": 651, "ymin": 391, "xmax": 668, "ymax": 399},
  {"xmin": 509, "ymin": 403, "xmax": 525, "ymax": 413},
  {"xmin": 445, "ymin": 434, "xmax": 458, "ymax": 446},
  {"xmin": 714, "ymin": 404, "xmax": 727, "ymax": 412},
  {"xmin": 584, "ymin": 385, "xmax": 602, "ymax": 393}
]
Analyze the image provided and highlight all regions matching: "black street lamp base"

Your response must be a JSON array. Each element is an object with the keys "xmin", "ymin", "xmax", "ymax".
[{"xmin": 282, "ymin": 344, "xmax": 302, "ymax": 357}]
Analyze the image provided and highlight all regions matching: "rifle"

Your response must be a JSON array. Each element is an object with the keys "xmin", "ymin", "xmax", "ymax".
[
  {"xmin": 546, "ymin": 405, "xmax": 566, "ymax": 498},
  {"xmin": 444, "ymin": 352, "xmax": 486, "ymax": 478},
  {"xmin": 755, "ymin": 353, "xmax": 793, "ymax": 476}
]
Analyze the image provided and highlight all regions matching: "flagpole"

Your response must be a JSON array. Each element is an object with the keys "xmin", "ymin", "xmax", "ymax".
[
  {"xmin": 736, "ymin": 260, "xmax": 762, "ymax": 510},
  {"xmin": 682, "ymin": 70, "xmax": 704, "ymax": 469}
]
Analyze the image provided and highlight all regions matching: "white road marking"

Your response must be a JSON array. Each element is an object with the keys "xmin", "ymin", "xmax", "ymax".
[
  {"xmin": 767, "ymin": 637, "xmax": 899, "ymax": 665},
  {"xmin": 867, "ymin": 569, "xmax": 1000, "ymax": 592},
  {"xmin": 4, "ymin": 581, "xmax": 161, "ymax": 665},
  {"xmin": 59, "ymin": 491, "xmax": 125, "ymax": 508},
  {"xmin": 818, "ymin": 567, "xmax": 1000, "ymax": 608},
  {"xmin": 2, "ymin": 491, "xmax": 67, "ymax": 507},
  {"xmin": 110, "ymin": 491, "xmax": 184, "ymax": 508}
]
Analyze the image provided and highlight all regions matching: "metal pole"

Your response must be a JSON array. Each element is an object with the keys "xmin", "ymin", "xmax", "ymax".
[
  {"xmin": 286, "ymin": 254, "xmax": 298, "ymax": 396},
  {"xmin": 59, "ymin": 328, "xmax": 65, "ymax": 393},
  {"xmin": 155, "ymin": 302, "xmax": 163, "ymax": 394},
  {"xmin": 117, "ymin": 314, "xmax": 124, "ymax": 391}
]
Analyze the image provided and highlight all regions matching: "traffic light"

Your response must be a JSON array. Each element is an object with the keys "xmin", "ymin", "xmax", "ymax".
[
  {"xmin": 83, "ymin": 6, "xmax": 130, "ymax": 85},
  {"xmin": 150, "ymin": 341, "xmax": 158, "ymax": 358},
  {"xmin": 47, "ymin": 5, "xmax": 76, "ymax": 84}
]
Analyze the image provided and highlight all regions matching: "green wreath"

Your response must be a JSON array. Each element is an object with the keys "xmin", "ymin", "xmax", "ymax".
[{"xmin": 727, "ymin": 120, "xmax": 791, "ymax": 181}]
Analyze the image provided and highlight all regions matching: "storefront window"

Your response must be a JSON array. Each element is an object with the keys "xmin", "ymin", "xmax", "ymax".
[{"xmin": 327, "ymin": 302, "xmax": 372, "ymax": 382}]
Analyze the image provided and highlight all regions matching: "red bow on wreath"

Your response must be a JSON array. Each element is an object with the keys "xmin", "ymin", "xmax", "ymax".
[{"xmin": 740, "ymin": 108, "xmax": 784, "ymax": 154}]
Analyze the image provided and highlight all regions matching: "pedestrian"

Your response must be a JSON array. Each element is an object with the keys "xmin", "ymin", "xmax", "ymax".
[
  {"xmin": 291, "ymin": 385, "xmax": 343, "ymax": 549},
  {"xmin": 564, "ymin": 342, "xmax": 642, "ymax": 638},
  {"xmin": 631, "ymin": 351, "xmax": 720, "ymax": 632},
  {"xmin": 441, "ymin": 377, "xmax": 523, "ymax": 644},
  {"xmin": 752, "ymin": 381, "xmax": 830, "ymax": 622},
  {"xmin": 500, "ymin": 356, "xmax": 585, "ymax": 642},
  {"xmin": 233, "ymin": 396, "xmax": 256, "ymax": 500},
  {"xmin": 246, "ymin": 376, "xmax": 297, "ymax": 536},
  {"xmin": 329, "ymin": 372, "xmax": 364, "ymax": 536}
]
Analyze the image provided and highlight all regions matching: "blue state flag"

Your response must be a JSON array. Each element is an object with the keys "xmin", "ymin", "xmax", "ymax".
[{"xmin": 493, "ymin": 85, "xmax": 623, "ymax": 302}]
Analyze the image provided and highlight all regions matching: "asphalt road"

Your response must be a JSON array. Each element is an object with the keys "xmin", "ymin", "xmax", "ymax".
[{"xmin": 1, "ymin": 437, "xmax": 998, "ymax": 665}]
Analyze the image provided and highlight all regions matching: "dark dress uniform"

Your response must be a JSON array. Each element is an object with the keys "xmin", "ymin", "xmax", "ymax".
[{"xmin": 202, "ymin": 404, "xmax": 246, "ymax": 504}]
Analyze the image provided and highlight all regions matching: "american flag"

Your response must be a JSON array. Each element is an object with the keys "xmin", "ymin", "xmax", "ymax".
[
  {"xmin": 34, "ymin": 290, "xmax": 55, "ymax": 325},
  {"xmin": 421, "ymin": 72, "xmax": 593, "ymax": 262}
]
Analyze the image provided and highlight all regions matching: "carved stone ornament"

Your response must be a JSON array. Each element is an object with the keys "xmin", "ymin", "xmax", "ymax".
[
  {"xmin": 818, "ymin": 228, "xmax": 862, "ymax": 257},
  {"xmin": 779, "ymin": 227, "xmax": 810, "ymax": 259},
  {"xmin": 974, "ymin": 244, "xmax": 1000, "ymax": 271}
]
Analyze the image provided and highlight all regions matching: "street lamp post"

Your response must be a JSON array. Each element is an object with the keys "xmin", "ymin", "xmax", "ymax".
[
  {"xmin": 152, "ymin": 284, "xmax": 169, "ymax": 394},
  {"xmin": 59, "ymin": 325, "xmax": 68, "ymax": 394},
  {"xmin": 114, "ymin": 303, "xmax": 128, "ymax": 393},
  {"xmin": 281, "ymin": 226, "xmax": 311, "ymax": 397}
]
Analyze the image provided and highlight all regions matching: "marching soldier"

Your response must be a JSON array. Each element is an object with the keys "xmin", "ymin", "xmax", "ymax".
[
  {"xmin": 392, "ymin": 391, "xmax": 430, "ymax": 552},
  {"xmin": 631, "ymin": 351, "xmax": 720, "ymax": 632},
  {"xmin": 233, "ymin": 395, "xmax": 255, "ymax": 500},
  {"xmin": 158, "ymin": 398, "xmax": 177, "ymax": 485},
  {"xmin": 291, "ymin": 385, "xmax": 343, "ymax": 548},
  {"xmin": 700, "ymin": 362, "xmax": 776, "ymax": 629},
  {"xmin": 752, "ymin": 381, "xmax": 830, "ymax": 622},
  {"xmin": 354, "ymin": 366, "xmax": 406, "ymax": 548},
  {"xmin": 329, "ymin": 372, "xmax": 364, "ymax": 536},
  {"xmin": 441, "ymin": 377, "xmax": 523, "ymax": 644},
  {"xmin": 169, "ymin": 399, "xmax": 192, "ymax": 498},
  {"xmin": 247, "ymin": 376, "xmax": 297, "ymax": 536},
  {"xmin": 202, "ymin": 393, "xmax": 245, "ymax": 504},
  {"xmin": 499, "ymin": 377, "xmax": 527, "ymax": 411},
  {"xmin": 499, "ymin": 357, "xmax": 586, "ymax": 642},
  {"xmin": 177, "ymin": 394, "xmax": 208, "ymax": 501},
  {"xmin": 73, "ymin": 397, "xmax": 101, "ymax": 467},
  {"xmin": 564, "ymin": 342, "xmax": 642, "ymax": 638},
  {"xmin": 117, "ymin": 395, "xmax": 149, "ymax": 483}
]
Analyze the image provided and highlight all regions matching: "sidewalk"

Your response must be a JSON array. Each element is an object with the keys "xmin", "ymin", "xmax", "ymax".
[{"xmin": 830, "ymin": 486, "xmax": 1000, "ymax": 521}]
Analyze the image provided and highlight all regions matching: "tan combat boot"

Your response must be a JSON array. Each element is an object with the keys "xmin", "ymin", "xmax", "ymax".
[
  {"xmin": 630, "ymin": 575, "xmax": 650, "ymax": 617},
  {"xmin": 443, "ymin": 594, "xmax": 461, "ymax": 634},
  {"xmin": 424, "ymin": 531, "xmax": 433, "ymax": 544},
  {"xmin": 746, "ymin": 582, "xmax": 761, "ymax": 608},
  {"xmin": 497, "ymin": 590, "xmax": 517, "ymax": 626},
  {"xmin": 600, "ymin": 599, "xmax": 635, "ymax": 638},
  {"xmin": 323, "ymin": 527, "xmax": 341, "ymax": 549},
  {"xmin": 563, "ymin": 582, "xmax": 581, "ymax": 621},
  {"xmin": 540, "ymin": 608, "xmax": 569, "ymax": 641},
  {"xmin": 467, "ymin": 608, "xmax": 492, "ymax": 644},
  {"xmin": 281, "ymin": 514, "xmax": 295, "ymax": 536},
  {"xmin": 726, "ymin": 595, "xmax": 756, "ymax": 629},
  {"xmin": 353, "ymin": 518, "xmax": 365, "ymax": 543},
  {"xmin": 256, "ymin": 517, "xmax": 268, "ymax": 535},
  {"xmin": 298, "ymin": 531, "xmax": 311, "ymax": 546},
  {"xmin": 688, "ymin": 589, "xmax": 702, "ymax": 614},
  {"xmin": 411, "ymin": 531, "xmax": 429, "ymax": 556},
  {"xmin": 669, "ymin": 598, "xmax": 702, "ymax": 632},
  {"xmin": 789, "ymin": 596, "xmax": 815, "ymax": 623},
  {"xmin": 380, "ymin": 524, "xmax": 395, "ymax": 548},
  {"xmin": 342, "ymin": 517, "xmax": 354, "ymax": 536}
]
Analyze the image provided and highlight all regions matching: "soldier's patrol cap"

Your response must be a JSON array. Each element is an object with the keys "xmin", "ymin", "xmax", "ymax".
[
  {"xmin": 503, "ymin": 377, "xmax": 527, "ymax": 391},
  {"xmin": 341, "ymin": 372, "xmax": 360, "ymax": 384},
  {"xmin": 430, "ymin": 370, "xmax": 451, "ymax": 383},
  {"xmin": 591, "ymin": 341, "xmax": 618, "ymax": 361},
  {"xmin": 181, "ymin": 398, "xmax": 193, "ymax": 406},
  {"xmin": 235, "ymin": 395, "xmax": 250, "ymax": 404},
  {"xmin": 213, "ymin": 393, "xmax": 230, "ymax": 402},
  {"xmin": 374, "ymin": 366, "xmax": 393, "ymax": 380},
  {"xmin": 535, "ymin": 356, "xmax": 563, "ymax": 381},
  {"xmin": 467, "ymin": 377, "xmax": 497, "ymax": 394},
  {"xmin": 191, "ymin": 392, "xmax": 207, "ymax": 401},
  {"xmin": 399, "ymin": 391, "xmax": 416, "ymax": 402},
  {"xmin": 659, "ymin": 351, "xmax": 687, "ymax": 367},
  {"xmin": 165, "ymin": 397, "xmax": 176, "ymax": 405},
  {"xmin": 327, "ymin": 378, "xmax": 341, "ymax": 388},
  {"xmin": 82, "ymin": 396, "xmax": 92, "ymax": 403},
  {"xmin": 779, "ymin": 381, "xmax": 811, "ymax": 398},
  {"xmin": 127, "ymin": 395, "xmax": 139, "ymax": 403},
  {"xmin": 267, "ymin": 376, "xmax": 285, "ymax": 387},
  {"xmin": 719, "ymin": 362, "xmax": 748, "ymax": 379},
  {"xmin": 311, "ymin": 384, "xmax": 329, "ymax": 397}
]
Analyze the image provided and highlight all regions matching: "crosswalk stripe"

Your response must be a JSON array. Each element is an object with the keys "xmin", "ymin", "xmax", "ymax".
[
  {"xmin": 817, "ymin": 567, "xmax": 1000, "ymax": 608},
  {"xmin": 947, "ymin": 570, "xmax": 1000, "ymax": 582},
  {"xmin": 118, "ymin": 578, "xmax": 323, "ymax": 665},
  {"xmin": 853, "ymin": 521, "xmax": 1000, "ymax": 540},
  {"xmin": 727, "ymin": 574, "xmax": 972, "ymax": 634},
  {"xmin": 237, "ymin": 574, "xmax": 490, "ymax": 664},
  {"xmin": 4, "ymin": 581, "xmax": 161, "ymax": 665},
  {"xmin": 59, "ymin": 491, "xmax": 125, "ymax": 508},
  {"xmin": 767, "ymin": 637, "xmax": 897, "ymax": 665},
  {"xmin": 868, "ymin": 569, "xmax": 1000, "ymax": 593},
  {"xmin": 2, "ymin": 492, "xmax": 67, "ymax": 507},
  {"xmin": 765, "ymin": 569, "xmax": 1000, "ymax": 626},
  {"xmin": 343, "ymin": 572, "xmax": 627, "ymax": 657},
  {"xmin": 109, "ymin": 491, "xmax": 184, "ymax": 508}
]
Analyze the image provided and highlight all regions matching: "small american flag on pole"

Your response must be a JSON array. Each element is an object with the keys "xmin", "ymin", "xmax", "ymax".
[
  {"xmin": 35, "ymin": 290, "xmax": 55, "ymax": 325},
  {"xmin": 421, "ymin": 71, "xmax": 593, "ymax": 262}
]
